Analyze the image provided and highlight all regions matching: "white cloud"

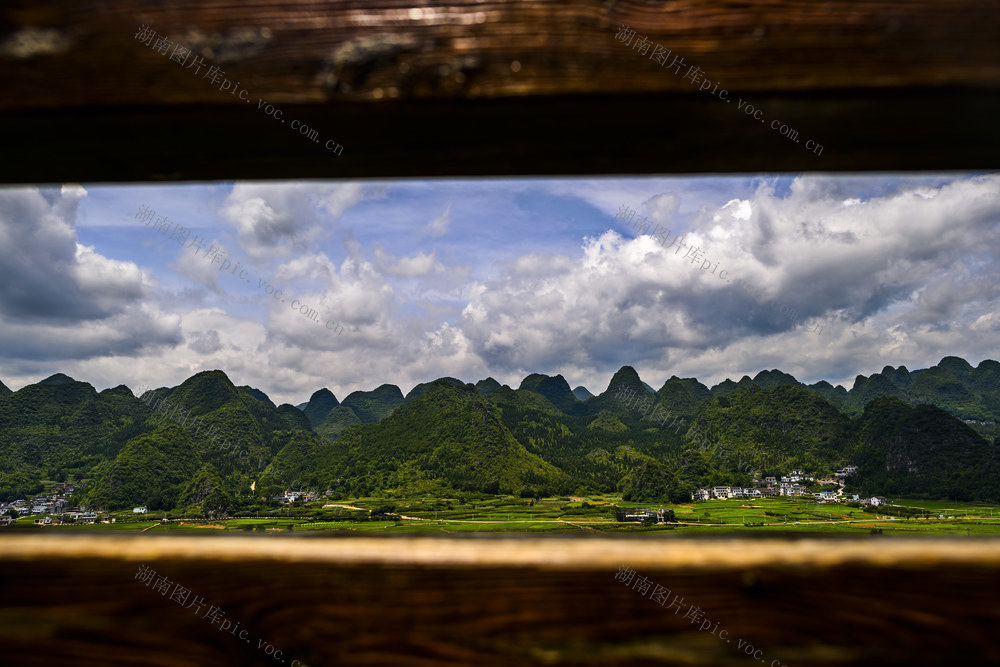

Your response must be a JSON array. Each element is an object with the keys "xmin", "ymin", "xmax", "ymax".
[
  {"xmin": 375, "ymin": 248, "xmax": 445, "ymax": 277},
  {"xmin": 218, "ymin": 182, "xmax": 366, "ymax": 260},
  {"xmin": 4, "ymin": 175, "xmax": 999, "ymax": 404},
  {"xmin": 422, "ymin": 203, "xmax": 451, "ymax": 237}
]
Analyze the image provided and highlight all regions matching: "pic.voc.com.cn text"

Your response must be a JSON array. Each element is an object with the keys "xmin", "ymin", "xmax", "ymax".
[
  {"xmin": 133, "ymin": 24, "xmax": 344, "ymax": 156},
  {"xmin": 614, "ymin": 24, "xmax": 823, "ymax": 157},
  {"xmin": 135, "ymin": 204, "xmax": 345, "ymax": 337}
]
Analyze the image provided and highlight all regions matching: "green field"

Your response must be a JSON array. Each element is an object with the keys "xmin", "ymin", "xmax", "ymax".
[{"xmin": 10, "ymin": 495, "xmax": 1000, "ymax": 536}]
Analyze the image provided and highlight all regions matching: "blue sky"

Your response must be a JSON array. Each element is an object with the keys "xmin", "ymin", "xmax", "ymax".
[{"xmin": 1, "ymin": 173, "xmax": 998, "ymax": 405}]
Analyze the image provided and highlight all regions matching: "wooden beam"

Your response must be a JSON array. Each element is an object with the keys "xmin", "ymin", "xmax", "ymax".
[
  {"xmin": 1, "ymin": 0, "xmax": 998, "ymax": 180},
  {"xmin": 1, "ymin": 535, "xmax": 1000, "ymax": 665}
]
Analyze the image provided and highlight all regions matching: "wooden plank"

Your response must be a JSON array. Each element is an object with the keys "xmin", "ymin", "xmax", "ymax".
[
  {"xmin": 2, "ymin": 0, "xmax": 999, "ymax": 107},
  {"xmin": 1, "ymin": 535, "xmax": 999, "ymax": 665},
  {"xmin": 1, "ymin": 0, "xmax": 999, "ymax": 180}
]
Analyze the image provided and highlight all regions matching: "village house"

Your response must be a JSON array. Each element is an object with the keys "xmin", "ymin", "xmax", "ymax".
[
  {"xmin": 862, "ymin": 496, "xmax": 888, "ymax": 507},
  {"xmin": 764, "ymin": 476, "xmax": 777, "ymax": 487},
  {"xmin": 132, "ymin": 506, "xmax": 148, "ymax": 514},
  {"xmin": 712, "ymin": 486, "xmax": 732, "ymax": 499},
  {"xmin": 780, "ymin": 483, "xmax": 809, "ymax": 496},
  {"xmin": 615, "ymin": 508, "xmax": 668, "ymax": 522},
  {"xmin": 0, "ymin": 515, "xmax": 13, "ymax": 527},
  {"xmin": 693, "ymin": 488, "xmax": 711, "ymax": 501}
]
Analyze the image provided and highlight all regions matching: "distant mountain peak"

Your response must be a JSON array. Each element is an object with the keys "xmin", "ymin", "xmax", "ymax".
[
  {"xmin": 240, "ymin": 385, "xmax": 275, "ymax": 407},
  {"xmin": 751, "ymin": 369, "xmax": 800, "ymax": 389},
  {"xmin": 475, "ymin": 377, "xmax": 503, "ymax": 396},
  {"xmin": 606, "ymin": 366, "xmax": 650, "ymax": 394},
  {"xmin": 404, "ymin": 377, "xmax": 465, "ymax": 403},
  {"xmin": 303, "ymin": 388, "xmax": 339, "ymax": 427},
  {"xmin": 518, "ymin": 373, "xmax": 580, "ymax": 413},
  {"xmin": 341, "ymin": 384, "xmax": 404, "ymax": 423},
  {"xmin": 39, "ymin": 373, "xmax": 77, "ymax": 385}
]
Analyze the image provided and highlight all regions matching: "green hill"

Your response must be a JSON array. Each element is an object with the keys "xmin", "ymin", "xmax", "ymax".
[
  {"xmin": 688, "ymin": 385, "xmax": 856, "ymax": 479},
  {"xmin": 654, "ymin": 376, "xmax": 711, "ymax": 420},
  {"xmin": 2, "ymin": 356, "xmax": 998, "ymax": 509},
  {"xmin": 403, "ymin": 377, "xmax": 465, "ymax": 403},
  {"xmin": 586, "ymin": 410, "xmax": 628, "ymax": 432},
  {"xmin": 849, "ymin": 397, "xmax": 1000, "ymax": 501},
  {"xmin": 303, "ymin": 388, "xmax": 339, "ymax": 427},
  {"xmin": 474, "ymin": 377, "xmax": 503, "ymax": 396},
  {"xmin": 179, "ymin": 465, "xmax": 235, "ymax": 517},
  {"xmin": 320, "ymin": 381, "xmax": 569, "ymax": 497},
  {"xmin": 340, "ymin": 384, "xmax": 404, "ymax": 423},
  {"xmin": 841, "ymin": 358, "xmax": 1000, "ymax": 440},
  {"xmin": 84, "ymin": 424, "xmax": 202, "ymax": 510},
  {"xmin": 581, "ymin": 366, "xmax": 655, "ymax": 416},
  {"xmin": 518, "ymin": 373, "xmax": 582, "ymax": 415},
  {"xmin": 314, "ymin": 405, "xmax": 363, "ymax": 441},
  {"xmin": 83, "ymin": 370, "xmax": 316, "ymax": 509},
  {"xmin": 0, "ymin": 375, "xmax": 150, "ymax": 499}
]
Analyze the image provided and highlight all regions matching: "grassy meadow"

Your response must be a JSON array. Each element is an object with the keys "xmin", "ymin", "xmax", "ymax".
[{"xmin": 10, "ymin": 494, "xmax": 1000, "ymax": 536}]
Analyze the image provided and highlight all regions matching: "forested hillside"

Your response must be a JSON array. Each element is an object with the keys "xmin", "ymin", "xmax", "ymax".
[{"xmin": 0, "ymin": 357, "xmax": 997, "ymax": 511}]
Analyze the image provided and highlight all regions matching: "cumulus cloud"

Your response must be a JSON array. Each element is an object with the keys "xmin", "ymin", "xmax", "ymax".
[
  {"xmin": 218, "ymin": 182, "xmax": 366, "ymax": 260},
  {"xmin": 375, "ymin": 248, "xmax": 445, "ymax": 278},
  {"xmin": 454, "ymin": 174, "xmax": 1000, "ymax": 390},
  {"xmin": 3, "ymin": 175, "xmax": 999, "ymax": 404},
  {"xmin": 0, "ymin": 186, "xmax": 178, "ymax": 368},
  {"xmin": 645, "ymin": 193, "xmax": 680, "ymax": 224}
]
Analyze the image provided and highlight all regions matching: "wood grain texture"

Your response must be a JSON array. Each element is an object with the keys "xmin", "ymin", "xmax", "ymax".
[
  {"xmin": 1, "ymin": 535, "xmax": 999, "ymax": 665},
  {"xmin": 0, "ymin": 0, "xmax": 998, "ymax": 179},
  {"xmin": 2, "ymin": 0, "xmax": 999, "ymax": 107}
]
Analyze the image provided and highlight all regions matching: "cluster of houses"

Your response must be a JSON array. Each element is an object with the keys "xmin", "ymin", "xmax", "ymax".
[
  {"xmin": 0, "ymin": 484, "xmax": 98, "ymax": 526},
  {"xmin": 691, "ymin": 466, "xmax": 887, "ymax": 506},
  {"xmin": 0, "ymin": 484, "xmax": 156, "ymax": 526},
  {"xmin": 273, "ymin": 488, "xmax": 322, "ymax": 505},
  {"xmin": 1, "ymin": 483, "xmax": 331, "ymax": 526}
]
